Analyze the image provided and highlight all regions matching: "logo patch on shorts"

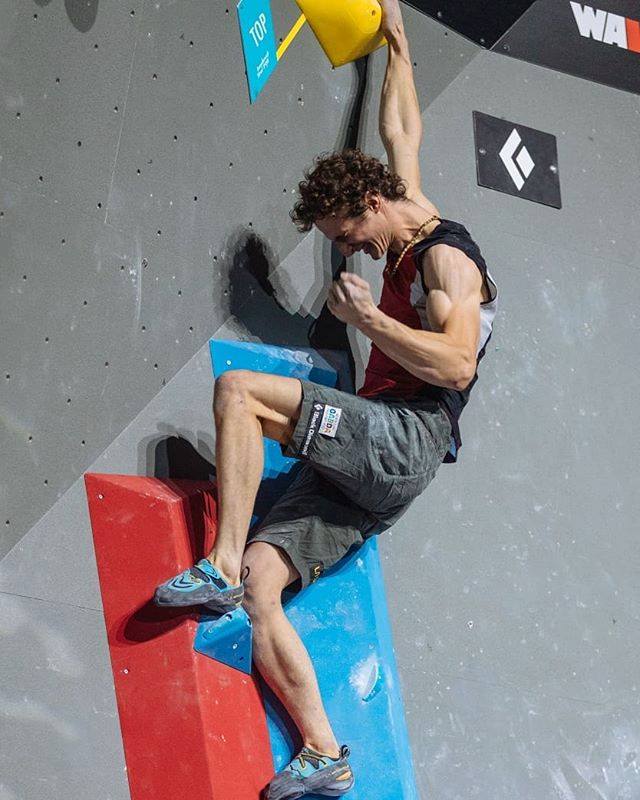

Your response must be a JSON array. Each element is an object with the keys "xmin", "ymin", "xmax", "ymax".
[
  {"xmin": 309, "ymin": 562, "xmax": 324, "ymax": 583},
  {"xmin": 300, "ymin": 403, "xmax": 325, "ymax": 457},
  {"xmin": 318, "ymin": 404, "xmax": 342, "ymax": 438}
]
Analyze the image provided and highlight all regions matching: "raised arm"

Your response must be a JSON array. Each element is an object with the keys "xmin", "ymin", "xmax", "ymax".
[{"xmin": 378, "ymin": 0, "xmax": 425, "ymax": 200}]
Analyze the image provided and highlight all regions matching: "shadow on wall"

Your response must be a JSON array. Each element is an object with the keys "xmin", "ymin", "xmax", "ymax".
[
  {"xmin": 146, "ymin": 231, "xmax": 351, "ymax": 482},
  {"xmin": 143, "ymin": 227, "xmax": 314, "ymax": 484},
  {"xmin": 144, "ymin": 223, "xmax": 350, "ymax": 498},
  {"xmin": 227, "ymin": 229, "xmax": 315, "ymax": 346},
  {"xmin": 34, "ymin": 0, "xmax": 99, "ymax": 33}
]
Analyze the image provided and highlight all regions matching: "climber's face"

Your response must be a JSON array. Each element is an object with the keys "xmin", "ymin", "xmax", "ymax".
[{"xmin": 315, "ymin": 194, "xmax": 388, "ymax": 261}]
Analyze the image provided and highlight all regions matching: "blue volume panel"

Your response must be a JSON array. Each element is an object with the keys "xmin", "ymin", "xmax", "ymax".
[
  {"xmin": 205, "ymin": 339, "xmax": 420, "ymax": 799},
  {"xmin": 237, "ymin": 0, "xmax": 278, "ymax": 103}
]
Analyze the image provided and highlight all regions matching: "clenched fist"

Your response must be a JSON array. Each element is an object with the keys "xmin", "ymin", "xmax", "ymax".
[{"xmin": 327, "ymin": 272, "xmax": 377, "ymax": 327}]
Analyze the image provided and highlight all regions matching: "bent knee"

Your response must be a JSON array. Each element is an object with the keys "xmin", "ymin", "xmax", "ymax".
[
  {"xmin": 241, "ymin": 572, "xmax": 288, "ymax": 619},
  {"xmin": 240, "ymin": 541, "xmax": 298, "ymax": 616},
  {"xmin": 214, "ymin": 370, "xmax": 252, "ymax": 396},
  {"xmin": 242, "ymin": 584, "xmax": 282, "ymax": 619},
  {"xmin": 213, "ymin": 370, "xmax": 253, "ymax": 412}
]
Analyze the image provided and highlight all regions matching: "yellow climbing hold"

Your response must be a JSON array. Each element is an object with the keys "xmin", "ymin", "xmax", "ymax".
[{"xmin": 294, "ymin": 0, "xmax": 388, "ymax": 67}]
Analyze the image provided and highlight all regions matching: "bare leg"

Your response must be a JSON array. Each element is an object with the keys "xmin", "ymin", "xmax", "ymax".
[
  {"xmin": 207, "ymin": 386, "xmax": 264, "ymax": 585},
  {"xmin": 242, "ymin": 543, "xmax": 341, "ymax": 759},
  {"xmin": 205, "ymin": 371, "xmax": 303, "ymax": 585},
  {"xmin": 207, "ymin": 375, "xmax": 340, "ymax": 757}
]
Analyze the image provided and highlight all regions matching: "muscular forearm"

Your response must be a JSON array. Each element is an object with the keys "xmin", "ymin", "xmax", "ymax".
[
  {"xmin": 379, "ymin": 15, "xmax": 422, "ymax": 142},
  {"xmin": 359, "ymin": 308, "xmax": 470, "ymax": 390}
]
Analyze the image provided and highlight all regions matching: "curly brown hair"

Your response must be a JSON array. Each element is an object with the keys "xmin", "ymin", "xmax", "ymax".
[{"xmin": 290, "ymin": 147, "xmax": 407, "ymax": 233}]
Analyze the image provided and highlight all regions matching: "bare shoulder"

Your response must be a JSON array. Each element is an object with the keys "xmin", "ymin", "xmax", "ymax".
[
  {"xmin": 410, "ymin": 190, "xmax": 442, "ymax": 219},
  {"xmin": 420, "ymin": 243, "xmax": 490, "ymax": 303}
]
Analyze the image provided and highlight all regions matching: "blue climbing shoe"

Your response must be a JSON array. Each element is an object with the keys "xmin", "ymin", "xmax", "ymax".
[
  {"xmin": 153, "ymin": 559, "xmax": 246, "ymax": 613},
  {"xmin": 264, "ymin": 744, "xmax": 354, "ymax": 799}
]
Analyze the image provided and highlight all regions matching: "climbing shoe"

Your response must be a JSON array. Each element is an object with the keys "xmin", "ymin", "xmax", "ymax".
[
  {"xmin": 153, "ymin": 559, "xmax": 247, "ymax": 613},
  {"xmin": 264, "ymin": 744, "xmax": 354, "ymax": 799}
]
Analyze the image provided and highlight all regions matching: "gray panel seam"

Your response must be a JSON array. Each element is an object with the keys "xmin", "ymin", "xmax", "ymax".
[
  {"xmin": 0, "ymin": 587, "xmax": 103, "ymax": 614},
  {"xmin": 105, "ymin": 1, "xmax": 144, "ymax": 222},
  {"xmin": 437, "ymin": 671, "xmax": 619, "ymax": 709}
]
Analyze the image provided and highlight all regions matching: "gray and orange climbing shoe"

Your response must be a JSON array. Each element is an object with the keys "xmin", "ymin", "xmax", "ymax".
[
  {"xmin": 264, "ymin": 744, "xmax": 354, "ymax": 799},
  {"xmin": 153, "ymin": 559, "xmax": 247, "ymax": 614}
]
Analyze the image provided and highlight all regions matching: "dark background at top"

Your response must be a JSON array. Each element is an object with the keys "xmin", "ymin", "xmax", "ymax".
[{"xmin": 403, "ymin": 0, "xmax": 538, "ymax": 48}]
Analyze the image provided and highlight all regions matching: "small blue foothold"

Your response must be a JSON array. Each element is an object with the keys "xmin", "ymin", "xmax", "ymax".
[{"xmin": 194, "ymin": 608, "xmax": 253, "ymax": 674}]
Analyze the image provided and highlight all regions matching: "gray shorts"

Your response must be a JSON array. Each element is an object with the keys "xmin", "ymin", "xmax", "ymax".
[{"xmin": 246, "ymin": 378, "xmax": 452, "ymax": 591}]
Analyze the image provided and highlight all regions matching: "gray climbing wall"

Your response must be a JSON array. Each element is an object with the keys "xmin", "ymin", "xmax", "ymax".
[{"xmin": 1, "ymin": 1, "xmax": 639, "ymax": 798}]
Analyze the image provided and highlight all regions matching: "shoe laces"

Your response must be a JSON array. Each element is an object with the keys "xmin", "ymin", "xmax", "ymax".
[
  {"xmin": 287, "ymin": 746, "xmax": 339, "ymax": 777},
  {"xmin": 188, "ymin": 564, "xmax": 212, "ymax": 584},
  {"xmin": 185, "ymin": 561, "xmax": 249, "ymax": 588}
]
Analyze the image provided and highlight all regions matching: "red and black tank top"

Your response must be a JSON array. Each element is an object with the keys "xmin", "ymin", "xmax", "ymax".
[{"xmin": 357, "ymin": 218, "xmax": 498, "ymax": 463}]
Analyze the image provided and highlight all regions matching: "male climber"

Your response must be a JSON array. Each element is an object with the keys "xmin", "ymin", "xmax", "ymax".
[{"xmin": 154, "ymin": 1, "xmax": 498, "ymax": 797}]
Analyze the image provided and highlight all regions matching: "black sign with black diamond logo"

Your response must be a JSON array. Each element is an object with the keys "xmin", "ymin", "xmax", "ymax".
[{"xmin": 473, "ymin": 111, "xmax": 561, "ymax": 209}]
